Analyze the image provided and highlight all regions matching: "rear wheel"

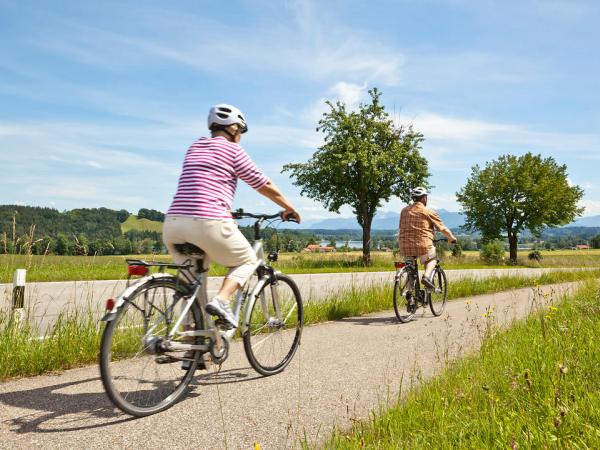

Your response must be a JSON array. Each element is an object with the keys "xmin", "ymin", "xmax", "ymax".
[
  {"xmin": 243, "ymin": 273, "xmax": 303, "ymax": 376},
  {"xmin": 393, "ymin": 269, "xmax": 415, "ymax": 323},
  {"xmin": 428, "ymin": 266, "xmax": 448, "ymax": 316},
  {"xmin": 99, "ymin": 276, "xmax": 203, "ymax": 416}
]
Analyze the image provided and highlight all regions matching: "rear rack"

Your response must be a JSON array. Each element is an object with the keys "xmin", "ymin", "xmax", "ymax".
[{"xmin": 125, "ymin": 258, "xmax": 193, "ymax": 270}]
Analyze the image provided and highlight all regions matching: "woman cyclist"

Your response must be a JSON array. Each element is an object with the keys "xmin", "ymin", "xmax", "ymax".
[{"xmin": 163, "ymin": 104, "xmax": 301, "ymax": 328}]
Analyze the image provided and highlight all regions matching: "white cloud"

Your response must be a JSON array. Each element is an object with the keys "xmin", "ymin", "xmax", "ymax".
[
  {"xmin": 28, "ymin": 4, "xmax": 403, "ymax": 88},
  {"xmin": 86, "ymin": 160, "xmax": 103, "ymax": 169},
  {"xmin": 404, "ymin": 113, "xmax": 516, "ymax": 141},
  {"xmin": 580, "ymin": 199, "xmax": 600, "ymax": 216}
]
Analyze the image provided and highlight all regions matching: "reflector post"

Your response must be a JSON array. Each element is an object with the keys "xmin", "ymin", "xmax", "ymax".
[{"xmin": 394, "ymin": 261, "xmax": 405, "ymax": 269}]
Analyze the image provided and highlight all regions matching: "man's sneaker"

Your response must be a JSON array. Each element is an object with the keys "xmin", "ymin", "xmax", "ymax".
[
  {"xmin": 422, "ymin": 275, "xmax": 435, "ymax": 290},
  {"xmin": 205, "ymin": 297, "xmax": 238, "ymax": 328}
]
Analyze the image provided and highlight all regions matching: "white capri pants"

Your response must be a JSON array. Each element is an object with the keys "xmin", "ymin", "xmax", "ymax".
[{"xmin": 162, "ymin": 216, "xmax": 257, "ymax": 287}]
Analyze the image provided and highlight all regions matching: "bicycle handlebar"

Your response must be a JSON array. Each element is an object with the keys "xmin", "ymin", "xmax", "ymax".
[{"xmin": 231, "ymin": 208, "xmax": 299, "ymax": 223}]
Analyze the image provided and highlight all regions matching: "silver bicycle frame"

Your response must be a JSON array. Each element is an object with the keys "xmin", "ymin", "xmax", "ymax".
[{"xmin": 168, "ymin": 234, "xmax": 275, "ymax": 351}]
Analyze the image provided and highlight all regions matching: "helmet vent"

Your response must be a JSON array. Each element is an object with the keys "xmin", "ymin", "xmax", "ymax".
[{"xmin": 216, "ymin": 112, "xmax": 229, "ymax": 119}]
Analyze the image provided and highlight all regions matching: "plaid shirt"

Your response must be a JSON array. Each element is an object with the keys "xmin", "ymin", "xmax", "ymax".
[{"xmin": 398, "ymin": 202, "xmax": 450, "ymax": 257}]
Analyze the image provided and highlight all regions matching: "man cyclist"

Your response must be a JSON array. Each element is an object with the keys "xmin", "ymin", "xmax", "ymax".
[
  {"xmin": 398, "ymin": 187, "xmax": 457, "ymax": 289},
  {"xmin": 163, "ymin": 104, "xmax": 300, "ymax": 329}
]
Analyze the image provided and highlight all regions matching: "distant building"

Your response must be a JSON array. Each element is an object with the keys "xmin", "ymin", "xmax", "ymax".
[
  {"xmin": 573, "ymin": 244, "xmax": 590, "ymax": 250},
  {"xmin": 302, "ymin": 244, "xmax": 336, "ymax": 253}
]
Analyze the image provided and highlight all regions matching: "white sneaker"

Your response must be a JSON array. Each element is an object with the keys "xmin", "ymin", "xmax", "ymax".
[{"xmin": 205, "ymin": 297, "xmax": 238, "ymax": 328}]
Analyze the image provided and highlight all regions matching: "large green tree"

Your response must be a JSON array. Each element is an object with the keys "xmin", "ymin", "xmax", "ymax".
[
  {"xmin": 456, "ymin": 153, "xmax": 584, "ymax": 263},
  {"xmin": 283, "ymin": 88, "xmax": 430, "ymax": 265}
]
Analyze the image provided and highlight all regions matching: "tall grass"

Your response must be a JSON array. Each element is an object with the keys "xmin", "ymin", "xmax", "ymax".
[
  {"xmin": 324, "ymin": 280, "xmax": 600, "ymax": 448},
  {"xmin": 1, "ymin": 269, "xmax": 599, "ymax": 381}
]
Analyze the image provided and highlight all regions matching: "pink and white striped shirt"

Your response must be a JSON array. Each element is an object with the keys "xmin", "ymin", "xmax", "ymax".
[{"xmin": 167, "ymin": 136, "xmax": 270, "ymax": 219}]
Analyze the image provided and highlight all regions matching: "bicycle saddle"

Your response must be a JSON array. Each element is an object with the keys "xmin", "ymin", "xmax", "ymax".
[{"xmin": 174, "ymin": 243, "xmax": 205, "ymax": 257}]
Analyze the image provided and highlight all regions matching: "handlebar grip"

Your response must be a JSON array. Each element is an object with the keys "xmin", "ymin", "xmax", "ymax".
[{"xmin": 282, "ymin": 211, "xmax": 299, "ymax": 223}]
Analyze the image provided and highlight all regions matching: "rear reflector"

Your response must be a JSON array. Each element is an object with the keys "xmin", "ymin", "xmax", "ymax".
[
  {"xmin": 394, "ymin": 261, "xmax": 405, "ymax": 269},
  {"xmin": 106, "ymin": 298, "xmax": 116, "ymax": 311},
  {"xmin": 128, "ymin": 265, "xmax": 149, "ymax": 276}
]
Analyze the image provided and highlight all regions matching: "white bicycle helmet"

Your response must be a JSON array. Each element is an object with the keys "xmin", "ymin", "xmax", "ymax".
[
  {"xmin": 207, "ymin": 104, "xmax": 248, "ymax": 133},
  {"xmin": 411, "ymin": 186, "xmax": 428, "ymax": 198}
]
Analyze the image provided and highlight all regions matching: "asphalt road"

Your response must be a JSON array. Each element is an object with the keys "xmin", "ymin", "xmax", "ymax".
[
  {"xmin": 0, "ymin": 280, "xmax": 580, "ymax": 449},
  {"xmin": 0, "ymin": 268, "xmax": 586, "ymax": 331}
]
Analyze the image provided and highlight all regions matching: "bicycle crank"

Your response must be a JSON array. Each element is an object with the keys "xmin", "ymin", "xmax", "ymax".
[{"xmin": 209, "ymin": 336, "xmax": 229, "ymax": 365}]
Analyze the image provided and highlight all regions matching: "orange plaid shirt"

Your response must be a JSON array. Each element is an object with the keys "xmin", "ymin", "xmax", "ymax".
[{"xmin": 398, "ymin": 202, "xmax": 450, "ymax": 257}]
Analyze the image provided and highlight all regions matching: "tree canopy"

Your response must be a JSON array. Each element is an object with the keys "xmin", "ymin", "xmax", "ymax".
[
  {"xmin": 456, "ymin": 152, "xmax": 584, "ymax": 263},
  {"xmin": 283, "ymin": 88, "xmax": 429, "ymax": 264}
]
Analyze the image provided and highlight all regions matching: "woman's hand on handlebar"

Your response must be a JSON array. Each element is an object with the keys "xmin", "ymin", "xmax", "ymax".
[{"xmin": 282, "ymin": 209, "xmax": 301, "ymax": 223}]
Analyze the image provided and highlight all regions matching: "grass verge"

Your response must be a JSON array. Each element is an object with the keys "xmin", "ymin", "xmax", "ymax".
[
  {"xmin": 323, "ymin": 280, "xmax": 600, "ymax": 449},
  {"xmin": 1, "ymin": 269, "xmax": 600, "ymax": 381},
  {"xmin": 3, "ymin": 251, "xmax": 600, "ymax": 283}
]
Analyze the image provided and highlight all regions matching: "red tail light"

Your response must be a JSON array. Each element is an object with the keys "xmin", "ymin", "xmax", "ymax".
[
  {"xmin": 394, "ymin": 261, "xmax": 405, "ymax": 269},
  {"xmin": 106, "ymin": 298, "xmax": 116, "ymax": 311},
  {"xmin": 128, "ymin": 265, "xmax": 148, "ymax": 276}
]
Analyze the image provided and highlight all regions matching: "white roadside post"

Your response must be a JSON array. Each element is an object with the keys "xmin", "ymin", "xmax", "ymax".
[{"xmin": 12, "ymin": 269, "xmax": 26, "ymax": 323}]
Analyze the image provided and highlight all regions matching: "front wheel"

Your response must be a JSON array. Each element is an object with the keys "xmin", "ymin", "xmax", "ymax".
[
  {"xmin": 428, "ymin": 266, "xmax": 448, "ymax": 316},
  {"xmin": 393, "ymin": 269, "xmax": 415, "ymax": 323},
  {"xmin": 243, "ymin": 273, "xmax": 303, "ymax": 376}
]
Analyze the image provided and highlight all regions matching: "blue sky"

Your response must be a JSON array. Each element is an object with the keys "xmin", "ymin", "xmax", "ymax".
[{"xmin": 1, "ymin": 0, "xmax": 599, "ymax": 224}]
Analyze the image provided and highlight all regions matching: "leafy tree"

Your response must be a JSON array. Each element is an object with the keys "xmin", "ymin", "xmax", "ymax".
[
  {"xmin": 283, "ymin": 88, "xmax": 429, "ymax": 265},
  {"xmin": 138, "ymin": 208, "xmax": 165, "ymax": 222},
  {"xmin": 457, "ymin": 153, "xmax": 584, "ymax": 264},
  {"xmin": 55, "ymin": 233, "xmax": 72, "ymax": 255},
  {"xmin": 112, "ymin": 236, "xmax": 133, "ymax": 255},
  {"xmin": 591, "ymin": 234, "xmax": 600, "ymax": 249},
  {"xmin": 117, "ymin": 209, "xmax": 130, "ymax": 223}
]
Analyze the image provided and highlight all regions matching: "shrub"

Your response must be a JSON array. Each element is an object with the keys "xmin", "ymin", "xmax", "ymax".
[
  {"xmin": 451, "ymin": 242, "xmax": 463, "ymax": 257},
  {"xmin": 528, "ymin": 250, "xmax": 542, "ymax": 262},
  {"xmin": 479, "ymin": 240, "xmax": 505, "ymax": 265}
]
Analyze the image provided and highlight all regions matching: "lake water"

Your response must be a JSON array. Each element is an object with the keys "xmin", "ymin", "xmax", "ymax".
[{"xmin": 320, "ymin": 240, "xmax": 363, "ymax": 249}]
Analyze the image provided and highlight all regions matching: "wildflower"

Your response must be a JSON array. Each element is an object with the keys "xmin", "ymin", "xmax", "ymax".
[
  {"xmin": 559, "ymin": 364, "xmax": 568, "ymax": 374},
  {"xmin": 554, "ymin": 417, "xmax": 562, "ymax": 428}
]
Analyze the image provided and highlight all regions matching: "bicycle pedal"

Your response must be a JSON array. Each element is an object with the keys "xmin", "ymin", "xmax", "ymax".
[{"xmin": 155, "ymin": 355, "xmax": 178, "ymax": 364}]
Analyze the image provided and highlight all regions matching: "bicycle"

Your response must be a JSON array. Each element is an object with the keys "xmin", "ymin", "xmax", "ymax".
[
  {"xmin": 393, "ymin": 238, "xmax": 449, "ymax": 323},
  {"xmin": 98, "ymin": 210, "xmax": 304, "ymax": 417}
]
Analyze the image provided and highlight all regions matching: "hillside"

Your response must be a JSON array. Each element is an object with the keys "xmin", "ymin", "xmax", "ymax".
[
  {"xmin": 308, "ymin": 209, "xmax": 464, "ymax": 230},
  {"xmin": 121, "ymin": 215, "xmax": 163, "ymax": 233},
  {"xmin": 0, "ymin": 205, "xmax": 126, "ymax": 240}
]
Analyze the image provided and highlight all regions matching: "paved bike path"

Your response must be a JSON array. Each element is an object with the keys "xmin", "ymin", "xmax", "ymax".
[{"xmin": 0, "ymin": 280, "xmax": 582, "ymax": 449}]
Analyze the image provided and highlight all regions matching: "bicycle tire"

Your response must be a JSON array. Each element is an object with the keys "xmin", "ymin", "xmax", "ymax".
[
  {"xmin": 393, "ymin": 268, "xmax": 415, "ymax": 323},
  {"xmin": 99, "ymin": 276, "xmax": 203, "ymax": 416},
  {"xmin": 243, "ymin": 273, "xmax": 303, "ymax": 376},
  {"xmin": 428, "ymin": 266, "xmax": 448, "ymax": 316}
]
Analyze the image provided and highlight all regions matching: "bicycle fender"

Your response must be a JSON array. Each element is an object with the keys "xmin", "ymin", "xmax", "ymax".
[
  {"xmin": 103, "ymin": 272, "xmax": 176, "ymax": 318},
  {"xmin": 240, "ymin": 276, "xmax": 270, "ymax": 334}
]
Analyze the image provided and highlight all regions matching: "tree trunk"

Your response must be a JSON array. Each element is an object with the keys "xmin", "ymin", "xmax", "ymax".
[
  {"xmin": 508, "ymin": 233, "xmax": 518, "ymax": 264},
  {"xmin": 362, "ymin": 214, "xmax": 373, "ymax": 266}
]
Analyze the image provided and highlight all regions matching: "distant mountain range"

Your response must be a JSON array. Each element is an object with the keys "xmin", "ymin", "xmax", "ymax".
[{"xmin": 305, "ymin": 210, "xmax": 600, "ymax": 230}]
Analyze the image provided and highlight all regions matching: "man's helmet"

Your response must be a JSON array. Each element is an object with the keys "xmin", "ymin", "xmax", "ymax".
[
  {"xmin": 411, "ymin": 186, "xmax": 428, "ymax": 198},
  {"xmin": 208, "ymin": 104, "xmax": 248, "ymax": 133}
]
